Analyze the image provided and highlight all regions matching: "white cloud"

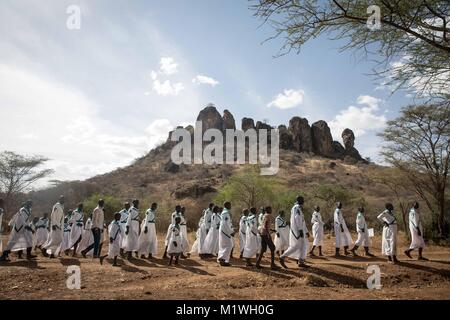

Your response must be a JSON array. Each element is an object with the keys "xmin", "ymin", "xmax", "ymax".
[
  {"xmin": 152, "ymin": 79, "xmax": 184, "ymax": 96},
  {"xmin": 192, "ymin": 74, "xmax": 219, "ymax": 87},
  {"xmin": 267, "ymin": 89, "xmax": 305, "ymax": 109},
  {"xmin": 0, "ymin": 64, "xmax": 177, "ymax": 184},
  {"xmin": 159, "ymin": 57, "xmax": 178, "ymax": 75},
  {"xmin": 150, "ymin": 70, "xmax": 158, "ymax": 80},
  {"xmin": 329, "ymin": 95, "xmax": 387, "ymax": 138}
]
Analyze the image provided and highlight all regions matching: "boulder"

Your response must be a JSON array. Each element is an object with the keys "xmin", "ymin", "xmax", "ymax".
[
  {"xmin": 332, "ymin": 141, "xmax": 346, "ymax": 158},
  {"xmin": 222, "ymin": 109, "xmax": 236, "ymax": 130},
  {"xmin": 342, "ymin": 128, "xmax": 355, "ymax": 150},
  {"xmin": 289, "ymin": 117, "xmax": 312, "ymax": 152},
  {"xmin": 278, "ymin": 125, "xmax": 293, "ymax": 150},
  {"xmin": 172, "ymin": 183, "xmax": 217, "ymax": 199},
  {"xmin": 196, "ymin": 104, "xmax": 224, "ymax": 133},
  {"xmin": 241, "ymin": 117, "xmax": 255, "ymax": 131},
  {"xmin": 311, "ymin": 120, "xmax": 334, "ymax": 157}
]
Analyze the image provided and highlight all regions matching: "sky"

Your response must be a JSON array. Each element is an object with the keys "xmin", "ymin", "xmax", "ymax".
[{"xmin": 0, "ymin": 0, "xmax": 417, "ymax": 188}]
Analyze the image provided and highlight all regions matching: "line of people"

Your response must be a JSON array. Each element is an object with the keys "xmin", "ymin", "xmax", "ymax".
[{"xmin": 0, "ymin": 195, "xmax": 428, "ymax": 267}]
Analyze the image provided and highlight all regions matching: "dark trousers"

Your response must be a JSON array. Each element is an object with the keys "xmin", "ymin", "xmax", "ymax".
[
  {"xmin": 85, "ymin": 228, "xmax": 102, "ymax": 257},
  {"xmin": 260, "ymin": 234, "xmax": 275, "ymax": 254},
  {"xmin": 256, "ymin": 233, "xmax": 276, "ymax": 266}
]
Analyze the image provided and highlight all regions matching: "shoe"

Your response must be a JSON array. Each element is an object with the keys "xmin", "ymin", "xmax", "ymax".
[
  {"xmin": 246, "ymin": 262, "xmax": 253, "ymax": 267},
  {"xmin": 404, "ymin": 250, "xmax": 413, "ymax": 259},
  {"xmin": 279, "ymin": 257, "xmax": 288, "ymax": 269},
  {"xmin": 271, "ymin": 264, "xmax": 281, "ymax": 270},
  {"xmin": 140, "ymin": 255, "xmax": 146, "ymax": 259},
  {"xmin": 418, "ymin": 256, "xmax": 429, "ymax": 261}
]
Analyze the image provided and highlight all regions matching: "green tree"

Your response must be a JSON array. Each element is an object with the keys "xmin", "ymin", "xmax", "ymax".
[
  {"xmin": 83, "ymin": 194, "xmax": 123, "ymax": 223},
  {"xmin": 309, "ymin": 183, "xmax": 366, "ymax": 228},
  {"xmin": 379, "ymin": 102, "xmax": 450, "ymax": 237},
  {"xmin": 251, "ymin": 0, "xmax": 450, "ymax": 99}
]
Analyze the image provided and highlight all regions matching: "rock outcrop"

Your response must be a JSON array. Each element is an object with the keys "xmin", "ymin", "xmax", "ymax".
[
  {"xmin": 289, "ymin": 117, "xmax": 312, "ymax": 152},
  {"xmin": 196, "ymin": 104, "xmax": 224, "ymax": 133},
  {"xmin": 311, "ymin": 121, "xmax": 334, "ymax": 157},
  {"xmin": 184, "ymin": 105, "xmax": 364, "ymax": 162},
  {"xmin": 222, "ymin": 109, "xmax": 236, "ymax": 130},
  {"xmin": 342, "ymin": 128, "xmax": 355, "ymax": 149},
  {"xmin": 241, "ymin": 117, "xmax": 255, "ymax": 131},
  {"xmin": 278, "ymin": 125, "xmax": 293, "ymax": 150}
]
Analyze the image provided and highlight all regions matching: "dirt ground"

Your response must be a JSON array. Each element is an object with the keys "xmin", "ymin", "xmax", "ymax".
[{"xmin": 1, "ymin": 232, "xmax": 449, "ymax": 300}]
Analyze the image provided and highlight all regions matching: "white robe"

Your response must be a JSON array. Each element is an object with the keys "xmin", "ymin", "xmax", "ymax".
[
  {"xmin": 124, "ymin": 206, "xmax": 140, "ymax": 252},
  {"xmin": 409, "ymin": 208, "xmax": 425, "ymax": 249},
  {"xmin": 118, "ymin": 209, "xmax": 128, "ymax": 249},
  {"xmin": 108, "ymin": 221, "xmax": 122, "ymax": 258},
  {"xmin": 4, "ymin": 207, "xmax": 33, "ymax": 252},
  {"xmin": 243, "ymin": 214, "xmax": 259, "ymax": 259},
  {"xmin": 203, "ymin": 208, "xmax": 213, "ymax": 233},
  {"xmin": 311, "ymin": 211, "xmax": 324, "ymax": 246},
  {"xmin": 166, "ymin": 224, "xmax": 182, "ymax": 254},
  {"xmin": 355, "ymin": 212, "xmax": 370, "ymax": 247},
  {"xmin": 377, "ymin": 210, "xmax": 397, "ymax": 256},
  {"xmin": 34, "ymin": 218, "xmax": 49, "ymax": 247},
  {"xmin": 180, "ymin": 213, "xmax": 189, "ymax": 254},
  {"xmin": 60, "ymin": 223, "xmax": 71, "ymax": 252},
  {"xmin": 137, "ymin": 208, "xmax": 158, "ymax": 256},
  {"xmin": 334, "ymin": 208, "xmax": 353, "ymax": 248},
  {"xmin": 281, "ymin": 203, "xmax": 309, "ymax": 261},
  {"xmin": 190, "ymin": 217, "xmax": 208, "ymax": 254},
  {"xmin": 77, "ymin": 218, "xmax": 94, "ymax": 257},
  {"xmin": 218, "ymin": 209, "xmax": 234, "ymax": 263},
  {"xmin": 43, "ymin": 202, "xmax": 64, "ymax": 255},
  {"xmin": 68, "ymin": 209, "xmax": 84, "ymax": 249},
  {"xmin": 203, "ymin": 212, "xmax": 220, "ymax": 255},
  {"xmin": 274, "ymin": 215, "xmax": 289, "ymax": 251},
  {"xmin": 239, "ymin": 215, "xmax": 247, "ymax": 254}
]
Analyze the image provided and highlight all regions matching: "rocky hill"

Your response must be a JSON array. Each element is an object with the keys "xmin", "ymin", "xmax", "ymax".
[{"xmin": 26, "ymin": 104, "xmax": 389, "ymax": 231}]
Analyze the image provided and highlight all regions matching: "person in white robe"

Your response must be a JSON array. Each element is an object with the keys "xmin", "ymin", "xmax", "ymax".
[
  {"xmin": 68, "ymin": 203, "xmax": 84, "ymax": 255},
  {"xmin": 108, "ymin": 212, "xmax": 122, "ymax": 266},
  {"xmin": 77, "ymin": 217, "xmax": 94, "ymax": 257},
  {"xmin": 274, "ymin": 210, "xmax": 289, "ymax": 256},
  {"xmin": 191, "ymin": 215, "xmax": 209, "ymax": 258},
  {"xmin": 404, "ymin": 202, "xmax": 428, "ymax": 260},
  {"xmin": 309, "ymin": 206, "xmax": 324, "ymax": 256},
  {"xmin": 138, "ymin": 203, "xmax": 158, "ymax": 259},
  {"xmin": 180, "ymin": 206, "xmax": 190, "ymax": 257},
  {"xmin": 377, "ymin": 203, "xmax": 399, "ymax": 264},
  {"xmin": 42, "ymin": 196, "xmax": 65, "ymax": 258},
  {"xmin": 280, "ymin": 196, "xmax": 310, "ymax": 268},
  {"xmin": 124, "ymin": 199, "xmax": 140, "ymax": 260},
  {"xmin": 0, "ymin": 198, "xmax": 4, "ymax": 254},
  {"xmin": 202, "ymin": 206, "xmax": 221, "ymax": 257},
  {"xmin": 119, "ymin": 202, "xmax": 131, "ymax": 256},
  {"xmin": 34, "ymin": 214, "xmax": 49, "ymax": 249},
  {"xmin": 217, "ymin": 202, "xmax": 235, "ymax": 266},
  {"xmin": 60, "ymin": 217, "xmax": 71, "ymax": 255},
  {"xmin": 0, "ymin": 200, "xmax": 36, "ymax": 261},
  {"xmin": 203, "ymin": 203, "xmax": 214, "ymax": 235},
  {"xmin": 167, "ymin": 216, "xmax": 183, "ymax": 266},
  {"xmin": 243, "ymin": 207, "xmax": 259, "ymax": 266},
  {"xmin": 239, "ymin": 209, "xmax": 249, "ymax": 258},
  {"xmin": 350, "ymin": 207, "xmax": 374, "ymax": 257},
  {"xmin": 334, "ymin": 202, "xmax": 353, "ymax": 256},
  {"xmin": 162, "ymin": 205, "xmax": 182, "ymax": 258}
]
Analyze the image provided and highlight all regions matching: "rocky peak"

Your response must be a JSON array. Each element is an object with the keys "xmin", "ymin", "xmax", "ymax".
[
  {"xmin": 196, "ymin": 104, "xmax": 224, "ymax": 133},
  {"xmin": 342, "ymin": 128, "xmax": 355, "ymax": 150},
  {"xmin": 241, "ymin": 117, "xmax": 255, "ymax": 131},
  {"xmin": 222, "ymin": 109, "xmax": 236, "ymax": 130},
  {"xmin": 311, "ymin": 120, "xmax": 334, "ymax": 157},
  {"xmin": 289, "ymin": 117, "xmax": 312, "ymax": 153}
]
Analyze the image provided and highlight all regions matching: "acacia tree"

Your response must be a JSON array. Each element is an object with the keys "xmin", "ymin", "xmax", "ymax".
[
  {"xmin": 250, "ymin": 0, "xmax": 450, "ymax": 99},
  {"xmin": 379, "ymin": 102, "xmax": 450, "ymax": 237},
  {"xmin": 0, "ymin": 151, "xmax": 53, "ymax": 210},
  {"xmin": 367, "ymin": 166, "xmax": 415, "ymax": 237}
]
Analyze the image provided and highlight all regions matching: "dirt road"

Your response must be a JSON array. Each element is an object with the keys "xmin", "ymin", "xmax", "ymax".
[{"xmin": 1, "ymin": 234, "xmax": 449, "ymax": 300}]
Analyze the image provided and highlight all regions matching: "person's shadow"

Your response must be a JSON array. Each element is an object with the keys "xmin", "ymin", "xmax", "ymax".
[{"xmin": 0, "ymin": 259, "xmax": 45, "ymax": 270}]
